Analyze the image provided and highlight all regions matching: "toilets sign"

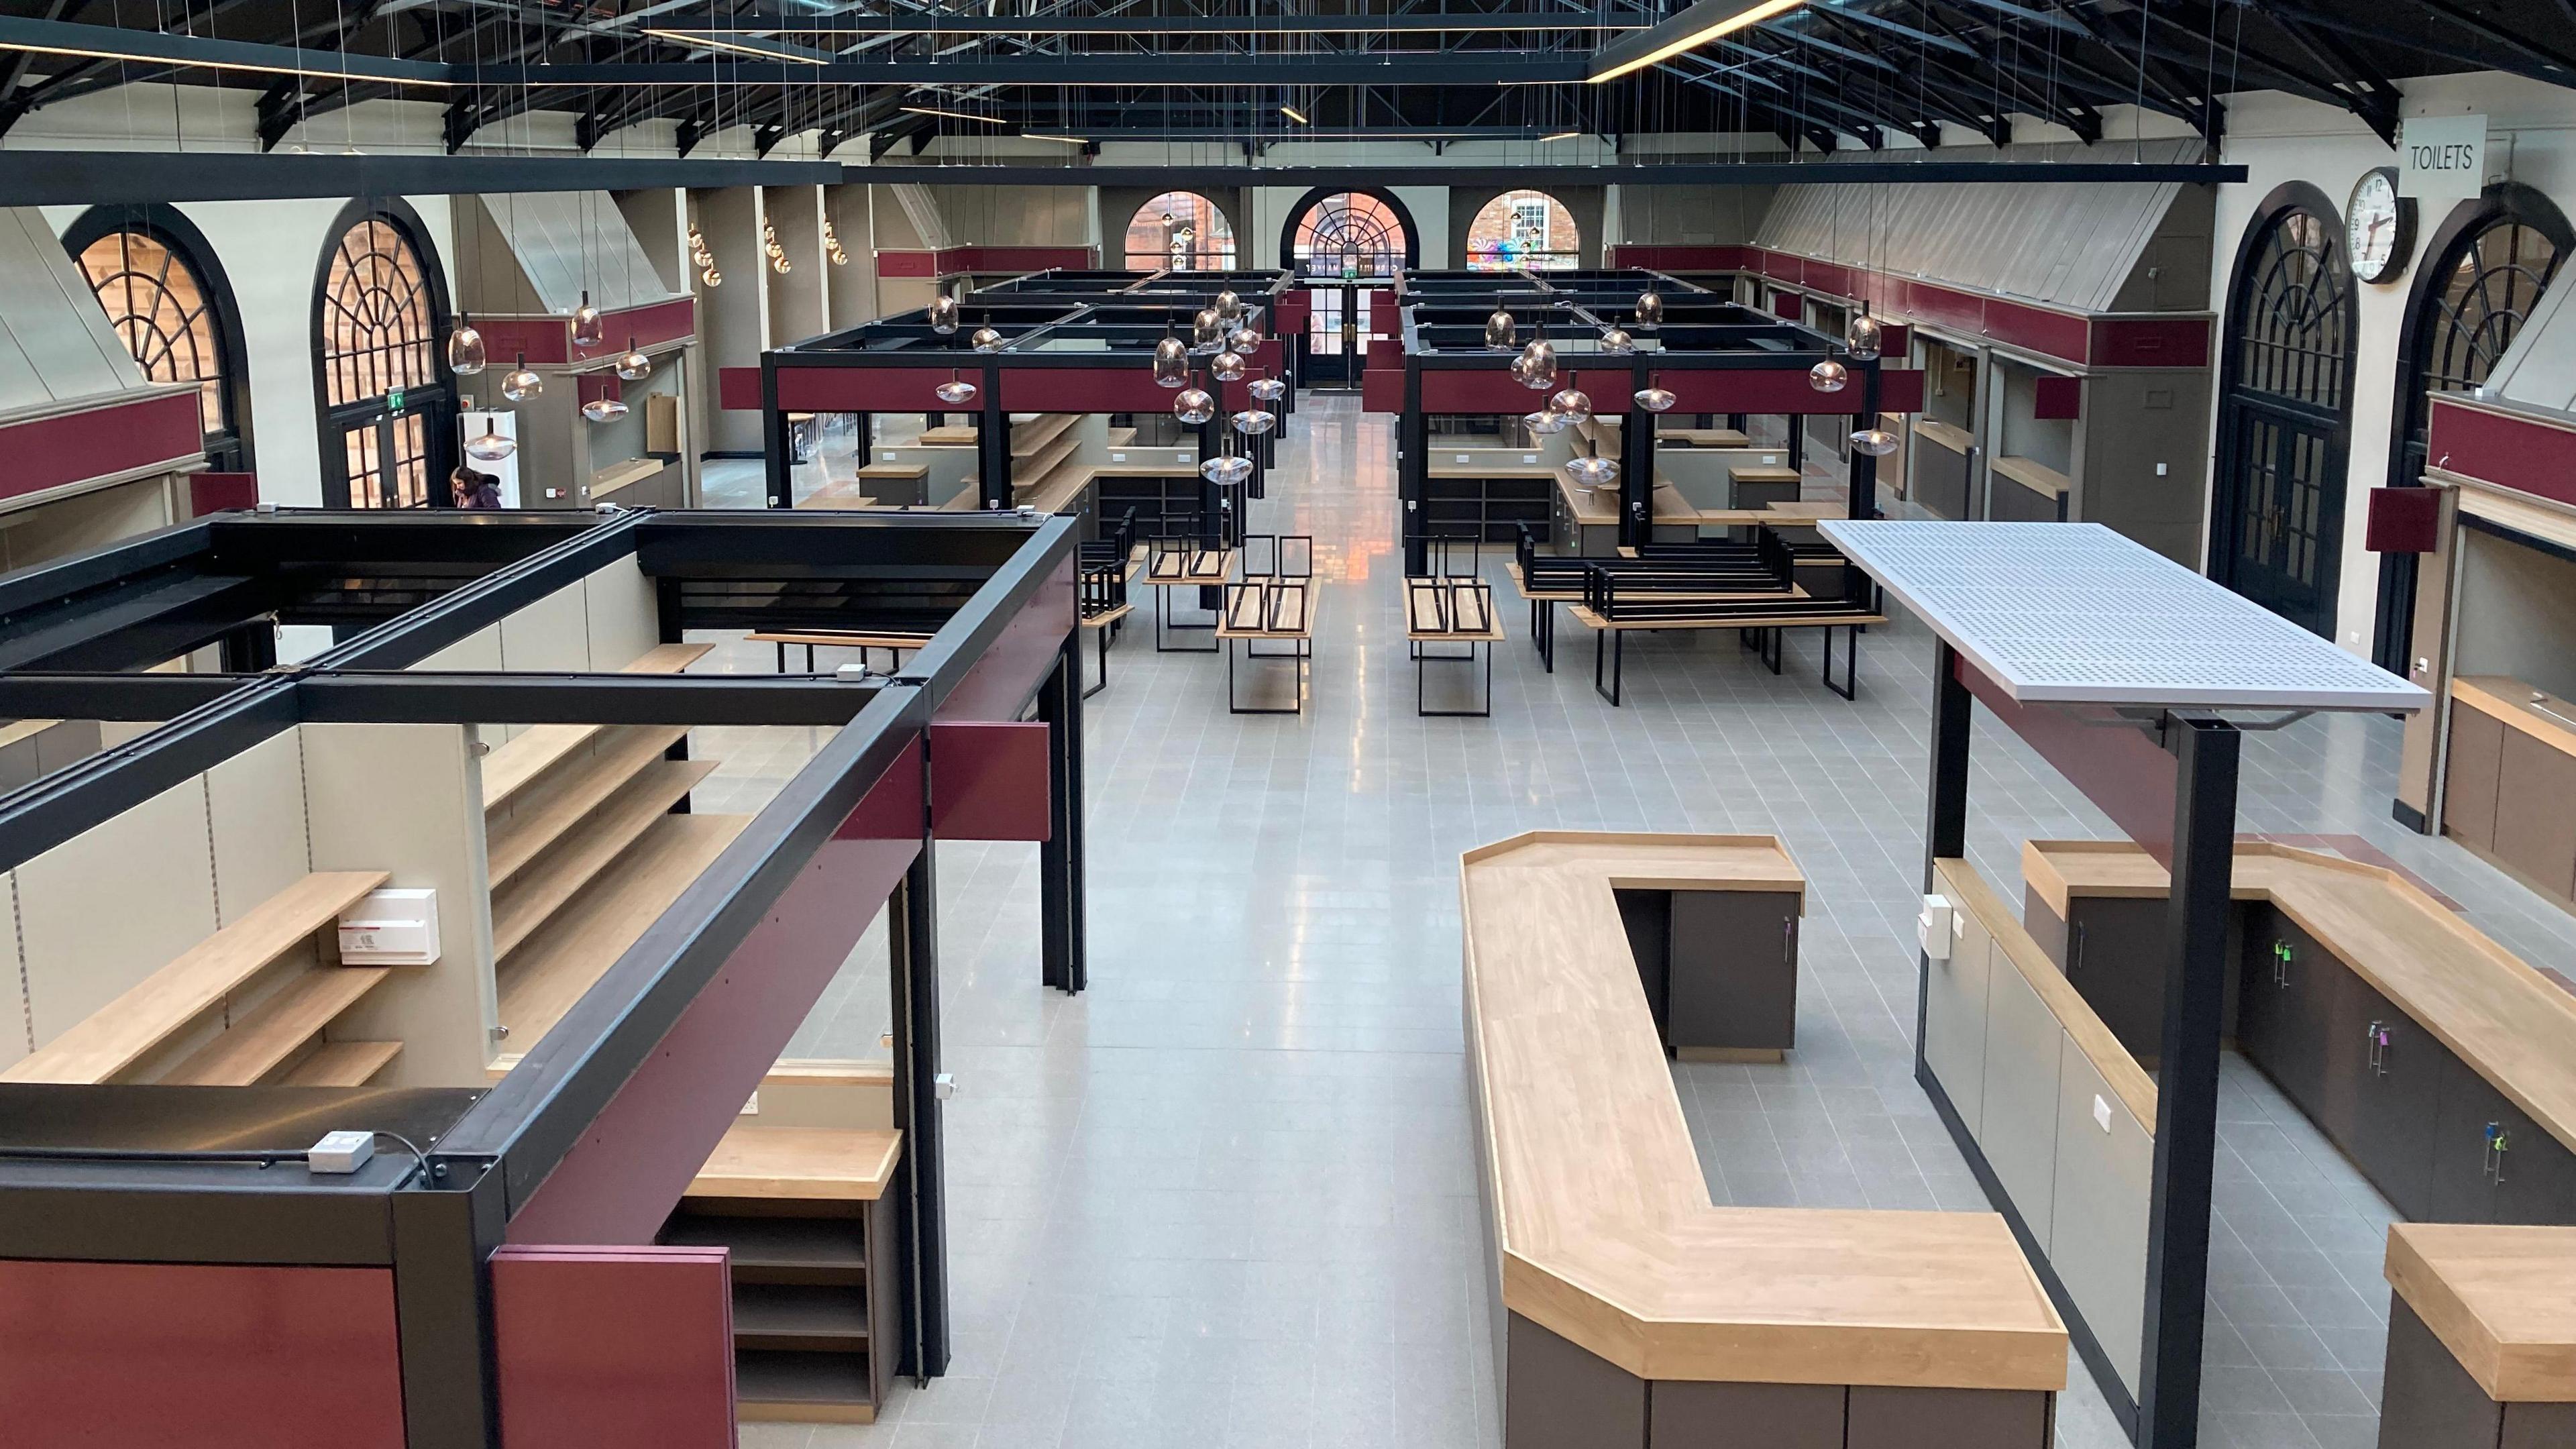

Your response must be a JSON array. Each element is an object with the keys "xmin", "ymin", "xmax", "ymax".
[{"xmin": 2400, "ymin": 115, "xmax": 2488, "ymax": 201}]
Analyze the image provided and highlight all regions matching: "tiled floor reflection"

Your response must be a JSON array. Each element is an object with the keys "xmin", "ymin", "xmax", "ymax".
[{"xmin": 686, "ymin": 394, "xmax": 2576, "ymax": 1449}]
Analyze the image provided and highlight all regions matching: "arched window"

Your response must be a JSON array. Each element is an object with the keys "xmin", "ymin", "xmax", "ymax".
[
  {"xmin": 2211, "ymin": 188, "xmax": 2358, "ymax": 638},
  {"xmin": 1289, "ymin": 192, "xmax": 1409, "ymax": 279},
  {"xmin": 64, "ymin": 206, "xmax": 250, "ymax": 473},
  {"xmin": 313, "ymin": 205, "xmax": 452, "ymax": 509},
  {"xmin": 1466, "ymin": 191, "xmax": 1578, "ymax": 272},
  {"xmin": 1123, "ymin": 193, "xmax": 1236, "ymax": 272},
  {"xmin": 2372, "ymin": 184, "xmax": 2573, "ymax": 669}
]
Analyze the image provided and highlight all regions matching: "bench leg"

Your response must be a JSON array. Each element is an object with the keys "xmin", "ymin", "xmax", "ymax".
[
  {"xmin": 774, "ymin": 641, "xmax": 787, "ymax": 674},
  {"xmin": 1762, "ymin": 626, "xmax": 1782, "ymax": 675},
  {"xmin": 1824, "ymin": 624, "xmax": 1858, "ymax": 700},
  {"xmin": 1593, "ymin": 627, "xmax": 1623, "ymax": 707},
  {"xmin": 1083, "ymin": 623, "xmax": 1109, "ymax": 700}
]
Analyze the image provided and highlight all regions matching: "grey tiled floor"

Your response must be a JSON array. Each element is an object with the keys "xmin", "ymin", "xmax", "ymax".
[{"xmin": 690, "ymin": 394, "xmax": 2576, "ymax": 1449}]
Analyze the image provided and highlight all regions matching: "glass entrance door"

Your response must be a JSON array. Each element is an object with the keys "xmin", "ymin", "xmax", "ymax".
[{"xmin": 1304, "ymin": 286, "xmax": 1367, "ymax": 387}]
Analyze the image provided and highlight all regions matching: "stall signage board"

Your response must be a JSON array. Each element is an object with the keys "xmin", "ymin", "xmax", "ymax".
[{"xmin": 2401, "ymin": 115, "xmax": 2487, "ymax": 201}]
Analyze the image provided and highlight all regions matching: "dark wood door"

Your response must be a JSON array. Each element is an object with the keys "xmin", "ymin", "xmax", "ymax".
[
  {"xmin": 2491, "ymin": 727, "xmax": 2576, "ymax": 900},
  {"xmin": 1666, "ymin": 890, "xmax": 1800, "ymax": 1056},
  {"xmin": 2430, "ymin": 1050, "xmax": 2510, "ymax": 1224},
  {"xmin": 2347, "ymin": 977, "xmax": 2444, "ymax": 1221},
  {"xmin": 2238, "ymin": 908, "xmax": 2344, "ymax": 1126},
  {"xmin": 2063, "ymin": 896, "xmax": 2171, "ymax": 1065},
  {"xmin": 2217, "ymin": 400, "xmax": 2344, "ymax": 637},
  {"xmin": 2442, "ymin": 701, "xmax": 2506, "ymax": 852}
]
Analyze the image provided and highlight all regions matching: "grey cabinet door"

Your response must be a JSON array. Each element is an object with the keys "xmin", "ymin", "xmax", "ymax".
[
  {"xmin": 2492, "ymin": 727, "xmax": 2576, "ymax": 902},
  {"xmin": 2442, "ymin": 702, "xmax": 2504, "ymax": 853},
  {"xmin": 1666, "ymin": 890, "xmax": 1799, "ymax": 1055},
  {"xmin": 1616, "ymin": 888, "xmax": 1672, "ymax": 1046},
  {"xmin": 2347, "ymin": 975, "xmax": 2445, "ymax": 1222}
]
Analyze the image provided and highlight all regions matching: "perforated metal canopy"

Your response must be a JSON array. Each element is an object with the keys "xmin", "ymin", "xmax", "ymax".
[{"xmin": 1817, "ymin": 521, "xmax": 2430, "ymax": 712}]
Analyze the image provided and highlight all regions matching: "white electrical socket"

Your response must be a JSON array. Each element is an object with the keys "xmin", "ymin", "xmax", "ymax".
[
  {"xmin": 1112, "ymin": 451, "xmax": 1128, "ymax": 462},
  {"xmin": 1522, "ymin": 453, "xmax": 1538, "ymax": 464},
  {"xmin": 1455, "ymin": 453, "xmax": 1470, "ymax": 464},
  {"xmin": 2092, "ymin": 1094, "xmax": 2114, "ymax": 1132},
  {"xmin": 307, "ymin": 1130, "xmax": 376, "ymax": 1174}
]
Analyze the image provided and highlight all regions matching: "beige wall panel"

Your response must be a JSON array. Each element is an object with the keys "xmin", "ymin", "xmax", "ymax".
[
  {"xmin": 301, "ymin": 723, "xmax": 496, "ymax": 1085},
  {"xmin": 2048, "ymin": 1037, "xmax": 2153, "ymax": 1399},
  {"xmin": 412, "ymin": 625, "xmax": 504, "ymax": 673},
  {"xmin": 0, "ymin": 875, "xmax": 25, "ymax": 1071},
  {"xmin": 582, "ymin": 555, "xmax": 663, "ymax": 673},
  {"xmin": 497, "ymin": 578, "xmax": 593, "ymax": 674},
  {"xmin": 205, "ymin": 728, "xmax": 311, "ymax": 925},
  {"xmin": 1923, "ymin": 907, "xmax": 1995, "ymax": 1136},
  {"xmin": 19, "ymin": 775, "xmax": 217, "ymax": 1046},
  {"xmin": 1976, "ymin": 953, "xmax": 2064, "ymax": 1254}
]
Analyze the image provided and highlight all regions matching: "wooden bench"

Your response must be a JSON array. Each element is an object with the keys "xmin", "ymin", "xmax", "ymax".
[
  {"xmin": 1, "ymin": 869, "xmax": 402, "ymax": 1087},
  {"xmin": 745, "ymin": 630, "xmax": 933, "ymax": 674},
  {"xmin": 1510, "ymin": 525, "xmax": 1789, "ymax": 673},
  {"xmin": 667, "ymin": 1124, "xmax": 904, "ymax": 1424},
  {"xmin": 1140, "ymin": 541, "xmax": 1236, "ymax": 652},
  {"xmin": 1216, "ymin": 579, "xmax": 1314, "ymax": 715},
  {"xmin": 1571, "ymin": 576, "xmax": 1886, "ymax": 705},
  {"xmin": 1406, "ymin": 577, "xmax": 1503, "ymax": 716}
]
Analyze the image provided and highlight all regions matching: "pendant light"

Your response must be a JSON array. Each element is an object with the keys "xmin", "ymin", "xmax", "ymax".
[
  {"xmin": 971, "ymin": 326, "xmax": 1005, "ymax": 354},
  {"xmin": 928, "ymin": 294, "xmax": 961, "ymax": 335},
  {"xmin": 1599, "ymin": 325, "xmax": 1635, "ymax": 356},
  {"xmin": 1191, "ymin": 307, "xmax": 1225, "ymax": 352},
  {"xmin": 1212, "ymin": 351, "xmax": 1247, "ymax": 382},
  {"xmin": 822, "ymin": 217, "xmax": 850, "ymax": 266},
  {"xmin": 1809, "ymin": 359, "xmax": 1849, "ymax": 394},
  {"xmin": 571, "ymin": 290, "xmax": 605, "ymax": 348},
  {"xmin": 1634, "ymin": 288, "xmax": 1664, "ymax": 327},
  {"xmin": 1850, "ymin": 427, "xmax": 1900, "ymax": 456},
  {"xmin": 1519, "ymin": 338, "xmax": 1558, "ymax": 391},
  {"xmin": 1174, "ymin": 387, "xmax": 1216, "ymax": 425},
  {"xmin": 1248, "ymin": 376, "xmax": 1286, "ymax": 402},
  {"xmin": 1548, "ymin": 388, "xmax": 1592, "ymax": 421},
  {"xmin": 615, "ymin": 339, "xmax": 653, "ymax": 381},
  {"xmin": 688, "ymin": 225, "xmax": 720, "ymax": 288},
  {"xmin": 1508, "ymin": 353, "xmax": 1533, "ymax": 386},
  {"xmin": 1845, "ymin": 309, "xmax": 1883, "ymax": 361},
  {"xmin": 448, "ymin": 313, "xmax": 488, "ymax": 374},
  {"xmin": 1564, "ymin": 449, "xmax": 1620, "ymax": 489},
  {"xmin": 1232, "ymin": 408, "xmax": 1277, "ymax": 436},
  {"xmin": 464, "ymin": 422, "xmax": 517, "ymax": 462},
  {"xmin": 1522, "ymin": 409, "xmax": 1570, "ymax": 437},
  {"xmin": 1152, "ymin": 331, "xmax": 1191, "ymax": 388},
  {"xmin": 1214, "ymin": 287, "xmax": 1244, "ymax": 321},
  {"xmin": 1634, "ymin": 376, "xmax": 1677, "ymax": 413},
  {"xmin": 581, "ymin": 396, "xmax": 629, "ymax": 423},
  {"xmin": 1485, "ymin": 298, "xmax": 1517, "ymax": 350},
  {"xmin": 1230, "ymin": 317, "xmax": 1265, "ymax": 352},
  {"xmin": 501, "ymin": 355, "xmax": 543, "ymax": 402},
  {"xmin": 1202, "ymin": 451, "xmax": 1254, "ymax": 486},
  {"xmin": 934, "ymin": 370, "xmax": 979, "ymax": 405}
]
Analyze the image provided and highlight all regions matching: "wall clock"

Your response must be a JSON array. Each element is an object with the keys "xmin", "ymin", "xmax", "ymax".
[{"xmin": 2348, "ymin": 166, "xmax": 2418, "ymax": 284}]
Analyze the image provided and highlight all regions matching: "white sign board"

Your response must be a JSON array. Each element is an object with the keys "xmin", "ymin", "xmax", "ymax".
[{"xmin": 2401, "ymin": 115, "xmax": 2488, "ymax": 201}]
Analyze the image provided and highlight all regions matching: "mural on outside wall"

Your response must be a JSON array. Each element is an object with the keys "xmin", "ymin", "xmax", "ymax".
[
  {"xmin": 1291, "ymin": 193, "xmax": 1407, "ymax": 279},
  {"xmin": 1123, "ymin": 192, "xmax": 1237, "ymax": 272},
  {"xmin": 1466, "ymin": 191, "xmax": 1578, "ymax": 273}
]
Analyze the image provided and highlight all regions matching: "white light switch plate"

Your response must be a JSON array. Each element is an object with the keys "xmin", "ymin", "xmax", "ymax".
[
  {"xmin": 1112, "ymin": 451, "xmax": 1128, "ymax": 462},
  {"xmin": 1455, "ymin": 453, "xmax": 1470, "ymax": 464},
  {"xmin": 2092, "ymin": 1094, "xmax": 2114, "ymax": 1132}
]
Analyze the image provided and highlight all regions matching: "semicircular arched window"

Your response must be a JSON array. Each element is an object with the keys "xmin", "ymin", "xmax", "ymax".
[
  {"xmin": 1291, "ymin": 193, "xmax": 1407, "ymax": 280},
  {"xmin": 1466, "ymin": 191, "xmax": 1579, "ymax": 273},
  {"xmin": 70, "ymin": 221, "xmax": 248, "ymax": 471},
  {"xmin": 317, "ymin": 213, "xmax": 451, "ymax": 508},
  {"xmin": 1124, "ymin": 192, "xmax": 1236, "ymax": 272}
]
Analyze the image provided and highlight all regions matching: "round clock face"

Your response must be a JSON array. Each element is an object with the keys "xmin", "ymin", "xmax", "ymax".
[{"xmin": 2348, "ymin": 168, "xmax": 2412, "ymax": 284}]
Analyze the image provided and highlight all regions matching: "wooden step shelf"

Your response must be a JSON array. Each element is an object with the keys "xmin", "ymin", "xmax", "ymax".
[
  {"xmin": 496, "ymin": 812, "xmax": 750, "ymax": 1050},
  {"xmin": 1009, "ymin": 411, "xmax": 1078, "ymax": 460},
  {"xmin": 1, "ymin": 869, "xmax": 390, "ymax": 1085},
  {"xmin": 487, "ymin": 726, "xmax": 691, "ymax": 886},
  {"xmin": 492, "ymin": 758, "xmax": 718, "ymax": 957},
  {"xmin": 280, "ymin": 1038, "xmax": 405, "ymax": 1087},
  {"xmin": 1012, "ymin": 431, "xmax": 1082, "ymax": 490},
  {"xmin": 476, "ymin": 642, "xmax": 712, "ymax": 810},
  {"xmin": 160, "ymin": 964, "xmax": 395, "ymax": 1087},
  {"xmin": 667, "ymin": 1125, "xmax": 902, "ymax": 1426}
]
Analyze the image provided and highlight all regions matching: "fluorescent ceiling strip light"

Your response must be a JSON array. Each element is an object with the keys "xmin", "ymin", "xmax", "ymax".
[
  {"xmin": 1020, "ymin": 133, "xmax": 1087, "ymax": 145},
  {"xmin": 1540, "ymin": 129, "xmax": 1582, "ymax": 142},
  {"xmin": 1588, "ymin": 0, "xmax": 1810, "ymax": 82},
  {"xmin": 639, "ymin": 28, "xmax": 829, "ymax": 64},
  {"xmin": 900, "ymin": 104, "xmax": 1010, "ymax": 125},
  {"xmin": 1279, "ymin": 105, "xmax": 1310, "ymax": 123}
]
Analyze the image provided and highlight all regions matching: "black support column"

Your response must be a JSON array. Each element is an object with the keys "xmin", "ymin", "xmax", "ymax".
[
  {"xmin": 2139, "ymin": 716, "xmax": 2240, "ymax": 1449},
  {"xmin": 1851, "ymin": 364, "xmax": 1884, "ymax": 523},
  {"xmin": 887, "ymin": 834, "xmax": 949, "ymax": 1381},
  {"xmin": 1399, "ymin": 360, "xmax": 1429, "ymax": 575},
  {"xmin": 761, "ymin": 357, "xmax": 790, "ymax": 508},
  {"xmin": 1619, "ymin": 358, "xmax": 1652, "ymax": 553},
  {"xmin": 1037, "ymin": 627, "xmax": 1087, "ymax": 994},
  {"xmin": 1915, "ymin": 640, "xmax": 1972, "ymax": 1057},
  {"xmin": 978, "ymin": 370, "xmax": 1012, "ymax": 511}
]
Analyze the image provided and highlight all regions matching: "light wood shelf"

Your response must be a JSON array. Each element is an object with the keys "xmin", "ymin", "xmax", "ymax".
[
  {"xmin": 1008, "ymin": 411, "xmax": 1078, "ymax": 460},
  {"xmin": 1012, "ymin": 431, "xmax": 1081, "ymax": 489},
  {"xmin": 1, "ymin": 869, "xmax": 390, "ymax": 1084},
  {"xmin": 1992, "ymin": 454, "xmax": 2072, "ymax": 500},
  {"xmin": 496, "ymin": 812, "xmax": 750, "ymax": 1049},
  {"xmin": 590, "ymin": 456, "xmax": 666, "ymax": 499},
  {"xmin": 280, "ymin": 1038, "xmax": 405, "ymax": 1087},
  {"xmin": 160, "ymin": 965, "xmax": 396, "ymax": 1087},
  {"xmin": 688, "ymin": 1126, "xmax": 903, "ymax": 1201},
  {"xmin": 486, "ymin": 725, "xmax": 690, "ymax": 886},
  {"xmin": 492, "ymin": 758, "xmax": 718, "ymax": 957}
]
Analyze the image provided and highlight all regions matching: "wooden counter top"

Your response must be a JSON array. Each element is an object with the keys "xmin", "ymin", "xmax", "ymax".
[
  {"xmin": 1992, "ymin": 455, "xmax": 2071, "ymax": 500},
  {"xmin": 1660, "ymin": 427, "xmax": 1752, "ymax": 447},
  {"xmin": 589, "ymin": 455, "xmax": 667, "ymax": 498},
  {"xmin": 2025, "ymin": 839, "xmax": 2576, "ymax": 1155},
  {"xmin": 2455, "ymin": 676, "xmax": 2576, "ymax": 759},
  {"xmin": 2387, "ymin": 1222, "xmax": 2576, "ymax": 1401},
  {"xmin": 1464, "ymin": 831, "xmax": 2066, "ymax": 1389},
  {"xmin": 1913, "ymin": 418, "xmax": 1973, "ymax": 454},
  {"xmin": 1729, "ymin": 464, "xmax": 1805, "ymax": 485},
  {"xmin": 687, "ymin": 1125, "xmax": 902, "ymax": 1201}
]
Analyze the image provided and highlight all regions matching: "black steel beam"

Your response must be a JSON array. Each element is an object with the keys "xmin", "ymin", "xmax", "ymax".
[{"xmin": 294, "ymin": 670, "xmax": 892, "ymax": 727}]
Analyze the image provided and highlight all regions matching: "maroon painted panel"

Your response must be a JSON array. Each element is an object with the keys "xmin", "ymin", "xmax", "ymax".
[
  {"xmin": 0, "ymin": 1258, "xmax": 405, "ymax": 1448},
  {"xmin": 1876, "ymin": 369, "xmax": 1926, "ymax": 414},
  {"xmin": 1362, "ymin": 367, "xmax": 1403, "ymax": 414},
  {"xmin": 934, "ymin": 553, "xmax": 1079, "ymax": 722},
  {"xmin": 1421, "ymin": 368, "xmax": 1633, "ymax": 414},
  {"xmin": 578, "ymin": 298, "xmax": 696, "ymax": 368},
  {"xmin": 1273, "ymin": 290, "xmax": 1311, "ymax": 332},
  {"xmin": 1604, "ymin": 244, "xmax": 1752, "ymax": 270},
  {"xmin": 577, "ymin": 372, "xmax": 623, "ymax": 407},
  {"xmin": 479, "ymin": 316, "xmax": 574, "ymax": 368},
  {"xmin": 1957, "ymin": 653, "xmax": 2184, "ymax": 868},
  {"xmin": 2033, "ymin": 375, "xmax": 2083, "ymax": 420},
  {"xmin": 719, "ymin": 366, "xmax": 763, "ymax": 412},
  {"xmin": 2365, "ymin": 486, "xmax": 2442, "ymax": 553},
  {"xmin": 929, "ymin": 720, "xmax": 1053, "ymax": 841},
  {"xmin": 1215, "ymin": 340, "xmax": 1288, "ymax": 411},
  {"xmin": 2426, "ymin": 396, "xmax": 2576, "ymax": 506},
  {"xmin": 0, "ymin": 390, "xmax": 203, "ymax": 504},
  {"xmin": 1978, "ymin": 297, "xmax": 2095, "ymax": 364},
  {"xmin": 997, "ymin": 367, "xmax": 1167, "ymax": 413},
  {"xmin": 877, "ymin": 250, "xmax": 941, "ymax": 278},
  {"xmin": 777, "ymin": 367, "xmax": 964, "ymax": 414},
  {"xmin": 948, "ymin": 245, "xmax": 1096, "ymax": 273},
  {"xmin": 504, "ymin": 742, "xmax": 925, "ymax": 1244},
  {"xmin": 2089, "ymin": 316, "xmax": 2210, "ymax": 369},
  {"xmin": 189, "ymin": 471, "xmax": 258, "ymax": 514},
  {"xmin": 492, "ymin": 1245, "xmax": 735, "ymax": 1449},
  {"xmin": 1771, "ymin": 291, "xmax": 1803, "ymax": 319},
  {"xmin": 1656, "ymin": 368, "xmax": 1894, "ymax": 417}
]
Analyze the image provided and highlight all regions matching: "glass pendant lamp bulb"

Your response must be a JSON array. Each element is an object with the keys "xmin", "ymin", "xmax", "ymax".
[
  {"xmin": 928, "ymin": 294, "xmax": 961, "ymax": 335},
  {"xmin": 1202, "ymin": 453, "xmax": 1254, "ymax": 486},
  {"xmin": 1851, "ymin": 427, "xmax": 1900, "ymax": 457},
  {"xmin": 1212, "ymin": 351, "xmax": 1247, "ymax": 382},
  {"xmin": 1634, "ymin": 385, "xmax": 1678, "ymax": 413},
  {"xmin": 448, "ymin": 313, "xmax": 488, "ymax": 375},
  {"xmin": 1229, "ymin": 323, "xmax": 1263, "ymax": 352},
  {"xmin": 1564, "ymin": 454, "xmax": 1620, "ymax": 489},
  {"xmin": 971, "ymin": 326, "xmax": 1005, "ymax": 354},
  {"xmin": 614, "ymin": 339, "xmax": 652, "ymax": 381},
  {"xmin": 1214, "ymin": 288, "xmax": 1244, "ymax": 321},
  {"xmin": 1634, "ymin": 290, "xmax": 1664, "ymax": 327},
  {"xmin": 580, "ymin": 396, "xmax": 629, "ymax": 423},
  {"xmin": 1519, "ymin": 341, "xmax": 1558, "ymax": 391},
  {"xmin": 464, "ymin": 425, "xmax": 516, "ymax": 462},
  {"xmin": 1173, "ymin": 387, "xmax": 1216, "ymax": 425},
  {"xmin": 1232, "ymin": 409, "xmax": 1277, "ymax": 436},
  {"xmin": 1599, "ymin": 326, "xmax": 1635, "ymax": 356},
  {"xmin": 571, "ymin": 290, "xmax": 605, "ymax": 348},
  {"xmin": 934, "ymin": 370, "xmax": 979, "ymax": 405},
  {"xmin": 1809, "ymin": 359, "xmax": 1849, "ymax": 394},
  {"xmin": 1248, "ymin": 376, "xmax": 1286, "ymax": 402},
  {"xmin": 1152, "ymin": 333, "xmax": 1190, "ymax": 388},
  {"xmin": 1191, "ymin": 308, "xmax": 1225, "ymax": 352},
  {"xmin": 1485, "ymin": 305, "xmax": 1517, "ymax": 350},
  {"xmin": 1507, "ymin": 353, "xmax": 1532, "ymax": 386},
  {"xmin": 500, "ymin": 356, "xmax": 542, "ymax": 402},
  {"xmin": 1845, "ymin": 311, "xmax": 1883, "ymax": 361},
  {"xmin": 1522, "ymin": 409, "xmax": 1570, "ymax": 437},
  {"xmin": 1548, "ymin": 388, "xmax": 1591, "ymax": 421}
]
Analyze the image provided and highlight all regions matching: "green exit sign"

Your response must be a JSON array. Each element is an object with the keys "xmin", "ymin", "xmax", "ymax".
[{"xmin": 386, "ymin": 387, "xmax": 405, "ymax": 412}]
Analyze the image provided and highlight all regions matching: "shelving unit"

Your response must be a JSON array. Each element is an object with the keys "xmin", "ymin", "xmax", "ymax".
[
  {"xmin": 1093, "ymin": 469, "xmax": 1205, "ymax": 534},
  {"xmin": 1426, "ymin": 463, "xmax": 1556, "ymax": 543},
  {"xmin": 662, "ymin": 1125, "xmax": 903, "ymax": 1424}
]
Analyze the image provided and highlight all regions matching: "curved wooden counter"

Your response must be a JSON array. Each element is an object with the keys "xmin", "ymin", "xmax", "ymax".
[{"xmin": 1464, "ymin": 832, "xmax": 2067, "ymax": 1398}]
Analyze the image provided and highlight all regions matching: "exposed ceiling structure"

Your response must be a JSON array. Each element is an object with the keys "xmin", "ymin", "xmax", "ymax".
[{"xmin": 0, "ymin": 0, "xmax": 2561, "ymax": 159}]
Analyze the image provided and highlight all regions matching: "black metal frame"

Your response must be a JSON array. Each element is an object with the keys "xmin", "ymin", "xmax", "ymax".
[
  {"xmin": 60, "ymin": 201, "xmax": 257, "ymax": 474},
  {"xmin": 0, "ymin": 505, "xmax": 1084, "ymax": 1448}
]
